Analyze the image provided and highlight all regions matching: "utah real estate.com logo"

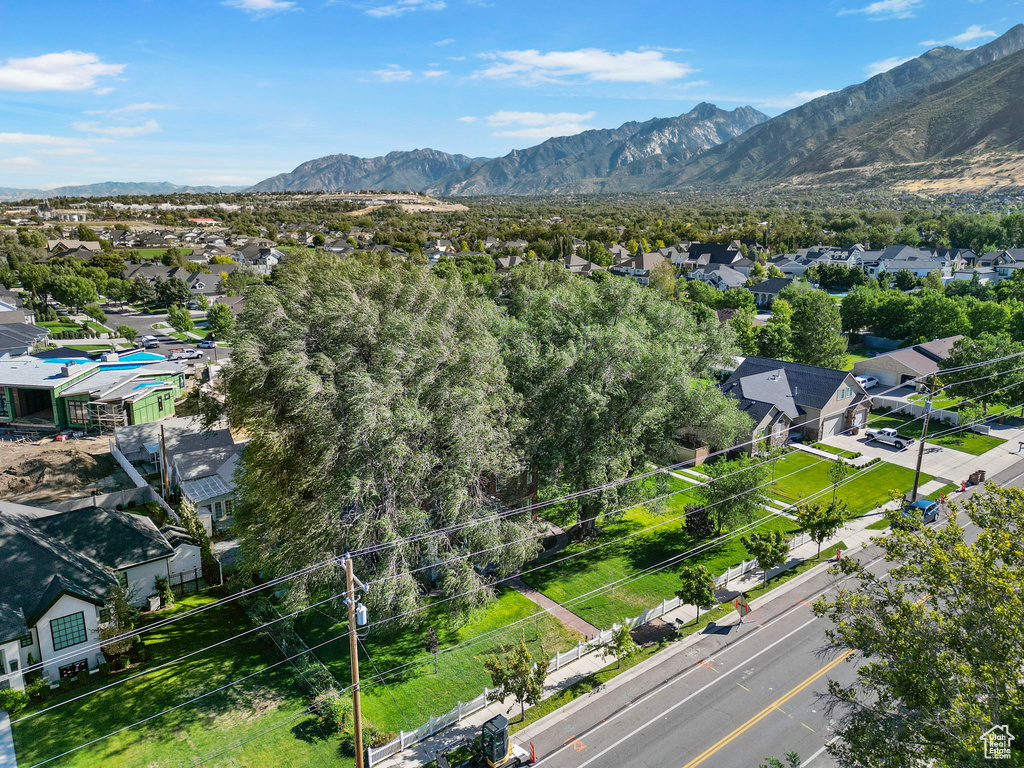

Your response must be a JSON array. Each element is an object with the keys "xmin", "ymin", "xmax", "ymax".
[{"xmin": 981, "ymin": 724, "xmax": 1015, "ymax": 760}]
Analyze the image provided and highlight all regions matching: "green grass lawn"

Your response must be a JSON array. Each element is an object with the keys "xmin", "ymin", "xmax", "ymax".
[
  {"xmin": 59, "ymin": 344, "xmax": 115, "ymax": 352},
  {"xmin": 127, "ymin": 248, "xmax": 195, "ymax": 259},
  {"xmin": 908, "ymin": 391, "xmax": 961, "ymax": 411},
  {"xmin": 769, "ymin": 451, "xmax": 932, "ymax": 515},
  {"xmin": 870, "ymin": 412, "xmax": 1006, "ymax": 456},
  {"xmin": 523, "ymin": 493, "xmax": 797, "ymax": 632},
  {"xmin": 83, "ymin": 321, "xmax": 110, "ymax": 335},
  {"xmin": 812, "ymin": 443, "xmax": 862, "ymax": 459},
  {"xmin": 12, "ymin": 594, "xmax": 342, "ymax": 768},
  {"xmin": 843, "ymin": 350, "xmax": 873, "ymax": 371},
  {"xmin": 40, "ymin": 321, "xmax": 81, "ymax": 334},
  {"xmin": 294, "ymin": 588, "xmax": 579, "ymax": 736}
]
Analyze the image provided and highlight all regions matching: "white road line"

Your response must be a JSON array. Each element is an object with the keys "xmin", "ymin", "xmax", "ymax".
[
  {"xmin": 801, "ymin": 736, "xmax": 838, "ymax": 766},
  {"xmin": 542, "ymin": 616, "xmax": 819, "ymax": 768}
]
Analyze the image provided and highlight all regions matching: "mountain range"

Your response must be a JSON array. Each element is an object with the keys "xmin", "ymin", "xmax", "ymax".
[
  {"xmin": 0, "ymin": 181, "xmax": 245, "ymax": 203},
  {"xmin": 249, "ymin": 24, "xmax": 1024, "ymax": 196}
]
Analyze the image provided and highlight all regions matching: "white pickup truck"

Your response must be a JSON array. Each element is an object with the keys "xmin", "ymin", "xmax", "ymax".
[
  {"xmin": 863, "ymin": 426, "xmax": 914, "ymax": 449},
  {"xmin": 170, "ymin": 348, "xmax": 203, "ymax": 360}
]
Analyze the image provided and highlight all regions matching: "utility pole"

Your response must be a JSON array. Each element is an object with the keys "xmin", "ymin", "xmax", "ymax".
[
  {"xmin": 345, "ymin": 555, "xmax": 365, "ymax": 768},
  {"xmin": 910, "ymin": 375, "xmax": 936, "ymax": 502}
]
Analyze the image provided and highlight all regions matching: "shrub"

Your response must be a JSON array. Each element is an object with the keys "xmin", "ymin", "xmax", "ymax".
[
  {"xmin": 98, "ymin": 661, "xmax": 111, "ymax": 676},
  {"xmin": 24, "ymin": 676, "xmax": 49, "ymax": 701},
  {"xmin": 0, "ymin": 688, "xmax": 29, "ymax": 715},
  {"xmin": 312, "ymin": 688, "xmax": 351, "ymax": 734},
  {"xmin": 59, "ymin": 676, "xmax": 73, "ymax": 692},
  {"xmin": 683, "ymin": 505, "xmax": 716, "ymax": 540},
  {"xmin": 155, "ymin": 575, "xmax": 175, "ymax": 608}
]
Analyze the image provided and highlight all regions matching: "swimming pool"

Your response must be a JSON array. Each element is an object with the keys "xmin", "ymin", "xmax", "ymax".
[{"xmin": 36, "ymin": 350, "xmax": 167, "ymax": 371}]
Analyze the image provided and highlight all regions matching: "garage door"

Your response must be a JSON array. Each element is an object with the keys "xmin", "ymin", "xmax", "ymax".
[{"xmin": 820, "ymin": 414, "xmax": 844, "ymax": 438}]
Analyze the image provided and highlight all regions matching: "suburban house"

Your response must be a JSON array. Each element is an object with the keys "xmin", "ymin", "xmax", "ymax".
[
  {"xmin": 115, "ymin": 416, "xmax": 242, "ymax": 534},
  {"xmin": 231, "ymin": 244, "xmax": 283, "ymax": 275},
  {"xmin": 562, "ymin": 253, "xmax": 605, "ymax": 276},
  {"xmin": 851, "ymin": 335, "xmax": 963, "ymax": 388},
  {"xmin": 0, "ymin": 355, "xmax": 186, "ymax": 432},
  {"xmin": 0, "ymin": 501, "xmax": 200, "ymax": 688},
  {"xmin": 46, "ymin": 239, "xmax": 101, "ymax": 256},
  {"xmin": 747, "ymin": 277, "xmax": 793, "ymax": 307},
  {"xmin": 687, "ymin": 263, "xmax": 747, "ymax": 291},
  {"xmin": 861, "ymin": 245, "xmax": 966, "ymax": 280},
  {"xmin": 0, "ymin": 323, "xmax": 50, "ymax": 356},
  {"xmin": 609, "ymin": 251, "xmax": 669, "ymax": 286},
  {"xmin": 720, "ymin": 356, "xmax": 871, "ymax": 447}
]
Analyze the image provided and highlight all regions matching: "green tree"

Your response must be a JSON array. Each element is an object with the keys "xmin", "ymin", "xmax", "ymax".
[
  {"xmin": 503, "ymin": 263, "xmax": 745, "ymax": 538},
  {"xmin": 600, "ymin": 623, "xmax": 639, "ymax": 669},
  {"xmin": 206, "ymin": 301, "xmax": 235, "ymax": 340},
  {"xmin": 939, "ymin": 334, "xmax": 1024, "ymax": 413},
  {"xmin": 117, "ymin": 324, "xmax": 138, "ymax": 346},
  {"xmin": 50, "ymin": 274, "xmax": 98, "ymax": 311},
  {"xmin": 167, "ymin": 304, "xmax": 194, "ymax": 334},
  {"xmin": 157, "ymin": 277, "xmax": 192, "ymax": 307},
  {"xmin": 649, "ymin": 260, "xmax": 677, "ymax": 301},
  {"xmin": 130, "ymin": 276, "xmax": 157, "ymax": 305},
  {"xmin": 731, "ymin": 309, "xmax": 759, "ymax": 355},
  {"xmin": 920, "ymin": 271, "xmax": 944, "ymax": 292},
  {"xmin": 790, "ymin": 290, "xmax": 847, "ymax": 368},
  {"xmin": 699, "ymin": 456, "xmax": 771, "ymax": 535},
  {"xmin": 758, "ymin": 298, "xmax": 793, "ymax": 359},
  {"xmin": 966, "ymin": 300, "xmax": 1011, "ymax": 338},
  {"xmin": 908, "ymin": 292, "xmax": 970, "ymax": 342},
  {"xmin": 104, "ymin": 277, "xmax": 130, "ymax": 306},
  {"xmin": 794, "ymin": 501, "xmax": 847, "ymax": 558},
  {"xmin": 740, "ymin": 529, "xmax": 789, "ymax": 586},
  {"xmin": 484, "ymin": 638, "xmax": 548, "ymax": 721},
  {"xmin": 0, "ymin": 689, "xmax": 29, "ymax": 715},
  {"xmin": 18, "ymin": 263, "xmax": 51, "ymax": 300},
  {"xmin": 221, "ymin": 253, "xmax": 532, "ymax": 616},
  {"xmin": 758, "ymin": 753, "xmax": 801, "ymax": 768},
  {"xmin": 87, "ymin": 252, "xmax": 126, "ymax": 279},
  {"xmin": 893, "ymin": 270, "xmax": 918, "ymax": 291},
  {"xmin": 840, "ymin": 287, "xmax": 877, "ymax": 335},
  {"xmin": 676, "ymin": 564, "xmax": 716, "ymax": 624},
  {"xmin": 828, "ymin": 459, "xmax": 851, "ymax": 505},
  {"xmin": 83, "ymin": 303, "xmax": 106, "ymax": 325},
  {"xmin": 76, "ymin": 223, "xmax": 99, "ymax": 241},
  {"xmin": 814, "ymin": 485, "xmax": 1024, "ymax": 768}
]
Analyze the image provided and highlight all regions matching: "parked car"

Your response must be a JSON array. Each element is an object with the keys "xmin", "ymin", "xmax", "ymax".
[
  {"xmin": 895, "ymin": 498, "xmax": 939, "ymax": 529},
  {"xmin": 855, "ymin": 375, "xmax": 880, "ymax": 389},
  {"xmin": 170, "ymin": 348, "xmax": 203, "ymax": 360},
  {"xmin": 863, "ymin": 426, "xmax": 914, "ymax": 449},
  {"xmin": 197, "ymin": 339, "xmax": 217, "ymax": 349},
  {"xmin": 142, "ymin": 335, "xmax": 160, "ymax": 349}
]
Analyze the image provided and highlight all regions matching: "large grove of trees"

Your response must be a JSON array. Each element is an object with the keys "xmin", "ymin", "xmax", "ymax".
[{"xmin": 217, "ymin": 253, "xmax": 747, "ymax": 618}]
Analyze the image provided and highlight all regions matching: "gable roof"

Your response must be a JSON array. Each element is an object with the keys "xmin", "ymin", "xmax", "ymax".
[
  {"xmin": 115, "ymin": 415, "xmax": 234, "ymax": 459},
  {"xmin": 750, "ymin": 277, "xmax": 792, "ymax": 295},
  {"xmin": 724, "ymin": 356, "xmax": 858, "ymax": 411},
  {"xmin": 864, "ymin": 335, "xmax": 964, "ymax": 376}
]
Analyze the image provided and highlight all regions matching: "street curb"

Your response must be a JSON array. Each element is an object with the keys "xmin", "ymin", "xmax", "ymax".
[{"xmin": 513, "ymin": 548, "xmax": 858, "ymax": 745}]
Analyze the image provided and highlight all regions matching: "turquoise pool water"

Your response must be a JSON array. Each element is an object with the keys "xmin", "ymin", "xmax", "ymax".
[{"xmin": 36, "ymin": 350, "xmax": 167, "ymax": 371}]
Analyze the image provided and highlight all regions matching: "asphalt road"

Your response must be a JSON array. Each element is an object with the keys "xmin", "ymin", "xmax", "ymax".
[
  {"xmin": 103, "ymin": 306, "xmax": 231, "ymax": 361},
  {"xmin": 525, "ymin": 476, "xmax": 1008, "ymax": 768}
]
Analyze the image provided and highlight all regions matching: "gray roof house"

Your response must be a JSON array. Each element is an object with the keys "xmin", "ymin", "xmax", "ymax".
[
  {"xmin": 687, "ymin": 263, "xmax": 747, "ymax": 291},
  {"xmin": 851, "ymin": 335, "xmax": 963, "ymax": 388},
  {"xmin": 748, "ymin": 277, "xmax": 793, "ymax": 307},
  {"xmin": 114, "ymin": 415, "xmax": 234, "ymax": 464},
  {"xmin": 721, "ymin": 356, "xmax": 870, "ymax": 448},
  {"xmin": 0, "ymin": 501, "xmax": 199, "ymax": 688},
  {"xmin": 171, "ymin": 443, "xmax": 245, "ymax": 535}
]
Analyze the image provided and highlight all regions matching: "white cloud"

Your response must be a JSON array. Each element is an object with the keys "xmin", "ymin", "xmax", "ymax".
[
  {"xmin": 37, "ymin": 147, "xmax": 98, "ymax": 156},
  {"xmin": 0, "ymin": 156, "xmax": 41, "ymax": 168},
  {"xmin": 865, "ymin": 56, "xmax": 913, "ymax": 76},
  {"xmin": 485, "ymin": 110, "xmax": 597, "ymax": 139},
  {"xmin": 758, "ymin": 89, "xmax": 836, "ymax": 109},
  {"xmin": 222, "ymin": 0, "xmax": 296, "ymax": 15},
  {"xmin": 475, "ymin": 48, "xmax": 696, "ymax": 84},
  {"xmin": 920, "ymin": 24, "xmax": 998, "ymax": 46},
  {"xmin": 365, "ymin": 0, "xmax": 446, "ymax": 18},
  {"xmin": 93, "ymin": 87, "xmax": 115, "ymax": 96},
  {"xmin": 0, "ymin": 51, "xmax": 124, "ymax": 92},
  {"xmin": 456, "ymin": 116, "xmax": 478, "ymax": 122},
  {"xmin": 839, "ymin": 0, "xmax": 922, "ymax": 19},
  {"xmin": 423, "ymin": 69, "xmax": 448, "ymax": 77},
  {"xmin": 372, "ymin": 65, "xmax": 413, "ymax": 82},
  {"xmin": 85, "ymin": 102, "xmax": 176, "ymax": 116},
  {"xmin": 0, "ymin": 132, "xmax": 90, "ymax": 147},
  {"xmin": 71, "ymin": 119, "xmax": 161, "ymax": 138},
  {"xmin": 434, "ymin": 38, "xmax": 456, "ymax": 46}
]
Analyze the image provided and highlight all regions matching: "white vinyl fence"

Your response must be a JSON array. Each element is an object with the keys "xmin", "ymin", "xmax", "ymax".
[
  {"xmin": 871, "ymin": 397, "xmax": 959, "ymax": 426},
  {"xmin": 366, "ymin": 529, "xmax": 815, "ymax": 766}
]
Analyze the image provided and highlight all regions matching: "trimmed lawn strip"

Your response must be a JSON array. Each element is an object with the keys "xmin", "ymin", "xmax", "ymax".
[
  {"xmin": 811, "ymin": 443, "xmax": 861, "ymax": 459},
  {"xmin": 511, "ymin": 541, "xmax": 847, "ymax": 735},
  {"xmin": 294, "ymin": 587, "xmax": 580, "ymax": 736},
  {"xmin": 523, "ymin": 500, "xmax": 797, "ymax": 632},
  {"xmin": 869, "ymin": 412, "xmax": 1006, "ymax": 456},
  {"xmin": 12, "ymin": 594, "xmax": 342, "ymax": 768},
  {"xmin": 843, "ymin": 351, "xmax": 872, "ymax": 371},
  {"xmin": 40, "ymin": 321, "xmax": 81, "ymax": 334},
  {"xmin": 59, "ymin": 344, "xmax": 114, "ymax": 352},
  {"xmin": 769, "ymin": 451, "xmax": 932, "ymax": 516}
]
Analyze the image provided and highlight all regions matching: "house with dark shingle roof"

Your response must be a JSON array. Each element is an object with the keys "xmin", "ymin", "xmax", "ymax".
[
  {"xmin": 721, "ymin": 356, "xmax": 870, "ymax": 449},
  {"xmin": 748, "ymin": 277, "xmax": 793, "ymax": 307},
  {"xmin": 0, "ymin": 502, "xmax": 200, "ymax": 688}
]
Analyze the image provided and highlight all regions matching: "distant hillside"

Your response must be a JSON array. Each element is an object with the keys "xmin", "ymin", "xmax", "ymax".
[
  {"xmin": 429, "ymin": 104, "xmax": 767, "ymax": 195},
  {"xmin": 654, "ymin": 23, "xmax": 1024, "ymax": 188},
  {"xmin": 779, "ymin": 46, "xmax": 1024, "ymax": 189},
  {"xmin": 248, "ymin": 148, "xmax": 480, "ymax": 193},
  {"xmin": 0, "ymin": 181, "xmax": 244, "ymax": 202}
]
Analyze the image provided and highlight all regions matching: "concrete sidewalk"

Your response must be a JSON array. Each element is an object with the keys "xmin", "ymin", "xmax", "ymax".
[{"xmin": 0, "ymin": 713, "xmax": 16, "ymax": 768}]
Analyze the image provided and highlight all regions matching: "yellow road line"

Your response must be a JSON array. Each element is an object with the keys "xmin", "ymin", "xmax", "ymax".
[
  {"xmin": 679, "ymin": 650, "xmax": 854, "ymax": 768},
  {"xmin": 802, "ymin": 723, "xmax": 816, "ymax": 732},
  {"xmin": 736, "ymin": 683, "xmax": 751, "ymax": 692}
]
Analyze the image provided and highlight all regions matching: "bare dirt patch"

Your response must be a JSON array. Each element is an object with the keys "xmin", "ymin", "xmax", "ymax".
[
  {"xmin": 0, "ymin": 437, "xmax": 133, "ymax": 503},
  {"xmin": 629, "ymin": 618, "xmax": 675, "ymax": 646}
]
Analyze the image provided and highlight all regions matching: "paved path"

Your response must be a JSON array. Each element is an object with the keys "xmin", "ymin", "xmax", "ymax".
[
  {"xmin": 0, "ymin": 713, "xmax": 16, "ymax": 768},
  {"xmin": 504, "ymin": 576, "xmax": 600, "ymax": 638}
]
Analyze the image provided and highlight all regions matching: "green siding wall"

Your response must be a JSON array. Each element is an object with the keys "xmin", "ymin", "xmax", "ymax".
[{"xmin": 128, "ymin": 389, "xmax": 175, "ymax": 424}]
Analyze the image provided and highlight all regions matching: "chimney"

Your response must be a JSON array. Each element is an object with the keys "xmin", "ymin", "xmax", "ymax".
[{"xmin": 60, "ymin": 363, "xmax": 75, "ymax": 377}]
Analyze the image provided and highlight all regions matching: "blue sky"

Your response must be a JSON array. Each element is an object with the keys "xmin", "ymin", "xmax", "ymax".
[{"xmin": 0, "ymin": 0, "xmax": 1020, "ymax": 188}]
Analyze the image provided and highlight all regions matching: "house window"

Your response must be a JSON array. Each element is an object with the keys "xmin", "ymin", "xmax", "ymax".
[
  {"xmin": 9, "ymin": 659, "xmax": 18, "ymax": 672},
  {"xmin": 50, "ymin": 612, "xmax": 88, "ymax": 651},
  {"xmin": 19, "ymin": 631, "xmax": 33, "ymax": 648},
  {"xmin": 58, "ymin": 660, "xmax": 89, "ymax": 679},
  {"xmin": 67, "ymin": 399, "xmax": 90, "ymax": 425},
  {"xmin": 836, "ymin": 387, "xmax": 853, "ymax": 400},
  {"xmin": 223, "ymin": 498, "xmax": 234, "ymax": 517},
  {"xmin": 99, "ymin": 607, "xmax": 111, "ymax": 624}
]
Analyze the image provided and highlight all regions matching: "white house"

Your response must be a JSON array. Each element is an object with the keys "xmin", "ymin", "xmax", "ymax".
[{"xmin": 0, "ymin": 502, "xmax": 201, "ymax": 689}]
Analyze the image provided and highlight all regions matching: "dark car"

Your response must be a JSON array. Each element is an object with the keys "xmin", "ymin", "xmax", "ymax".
[{"xmin": 896, "ymin": 499, "xmax": 939, "ymax": 529}]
